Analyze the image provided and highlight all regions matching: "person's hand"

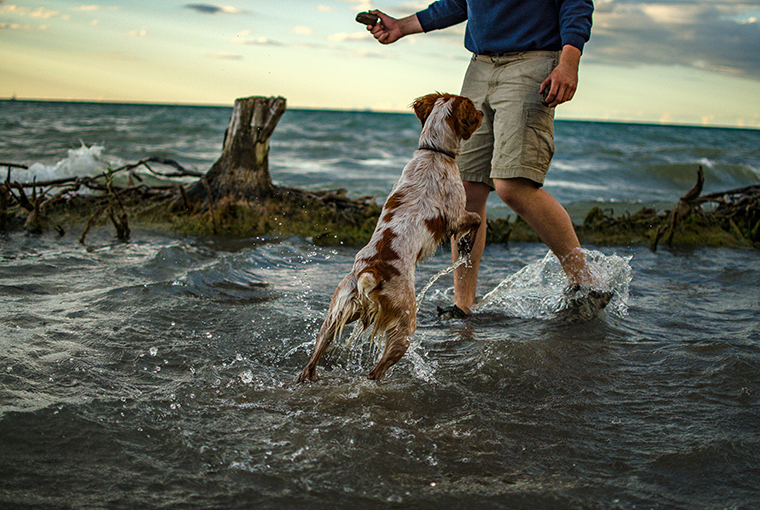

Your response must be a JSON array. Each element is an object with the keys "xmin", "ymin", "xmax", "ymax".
[
  {"xmin": 366, "ymin": 10, "xmax": 422, "ymax": 44},
  {"xmin": 540, "ymin": 45, "xmax": 582, "ymax": 107}
]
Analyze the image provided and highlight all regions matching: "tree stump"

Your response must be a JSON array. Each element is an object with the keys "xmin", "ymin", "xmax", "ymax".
[{"xmin": 188, "ymin": 96, "xmax": 286, "ymax": 201}]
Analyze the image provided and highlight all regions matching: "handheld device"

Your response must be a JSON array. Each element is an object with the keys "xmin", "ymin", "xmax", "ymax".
[{"xmin": 356, "ymin": 12, "xmax": 380, "ymax": 26}]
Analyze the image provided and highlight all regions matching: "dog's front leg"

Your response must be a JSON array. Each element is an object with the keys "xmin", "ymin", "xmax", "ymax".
[{"xmin": 453, "ymin": 211, "xmax": 482, "ymax": 255}]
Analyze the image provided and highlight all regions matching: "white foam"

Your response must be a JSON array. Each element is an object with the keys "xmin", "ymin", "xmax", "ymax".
[
  {"xmin": 476, "ymin": 249, "xmax": 632, "ymax": 320},
  {"xmin": 19, "ymin": 142, "xmax": 109, "ymax": 184}
]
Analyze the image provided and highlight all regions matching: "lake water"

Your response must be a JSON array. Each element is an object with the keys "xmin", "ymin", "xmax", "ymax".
[{"xmin": 1, "ymin": 100, "xmax": 759, "ymax": 509}]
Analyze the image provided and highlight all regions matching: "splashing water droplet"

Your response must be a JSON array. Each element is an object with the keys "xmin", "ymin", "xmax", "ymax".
[
  {"xmin": 240, "ymin": 370, "xmax": 254, "ymax": 384},
  {"xmin": 416, "ymin": 253, "xmax": 469, "ymax": 307},
  {"xmin": 476, "ymin": 249, "xmax": 632, "ymax": 319}
]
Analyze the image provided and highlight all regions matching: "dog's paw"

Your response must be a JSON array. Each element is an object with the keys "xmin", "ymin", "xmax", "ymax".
[
  {"xmin": 457, "ymin": 232, "xmax": 474, "ymax": 255},
  {"xmin": 295, "ymin": 366, "xmax": 316, "ymax": 383}
]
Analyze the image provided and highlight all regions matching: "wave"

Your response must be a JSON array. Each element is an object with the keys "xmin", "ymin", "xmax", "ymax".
[{"xmin": 15, "ymin": 142, "xmax": 107, "ymax": 184}]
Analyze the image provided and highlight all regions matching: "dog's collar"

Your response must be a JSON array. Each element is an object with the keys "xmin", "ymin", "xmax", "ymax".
[{"xmin": 418, "ymin": 145, "xmax": 457, "ymax": 159}]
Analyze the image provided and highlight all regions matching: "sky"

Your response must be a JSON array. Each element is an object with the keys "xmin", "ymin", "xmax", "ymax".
[{"xmin": 2, "ymin": 0, "xmax": 760, "ymax": 128}]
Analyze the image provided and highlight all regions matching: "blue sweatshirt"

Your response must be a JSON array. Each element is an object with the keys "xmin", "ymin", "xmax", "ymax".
[{"xmin": 416, "ymin": 0, "xmax": 593, "ymax": 55}]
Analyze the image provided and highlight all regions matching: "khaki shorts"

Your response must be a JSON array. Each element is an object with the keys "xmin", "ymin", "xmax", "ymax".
[{"xmin": 457, "ymin": 51, "xmax": 560, "ymax": 188}]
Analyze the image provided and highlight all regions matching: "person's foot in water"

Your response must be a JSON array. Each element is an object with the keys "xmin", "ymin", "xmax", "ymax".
[
  {"xmin": 556, "ymin": 284, "xmax": 614, "ymax": 323},
  {"xmin": 437, "ymin": 304, "xmax": 471, "ymax": 320}
]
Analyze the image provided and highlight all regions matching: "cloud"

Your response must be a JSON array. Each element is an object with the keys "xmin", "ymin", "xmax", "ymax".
[
  {"xmin": 29, "ymin": 7, "xmax": 59, "ymax": 18},
  {"xmin": 327, "ymin": 31, "xmax": 370, "ymax": 42},
  {"xmin": 209, "ymin": 52, "xmax": 243, "ymax": 60},
  {"xmin": 1, "ymin": 5, "xmax": 59, "ymax": 18},
  {"xmin": 230, "ymin": 29, "xmax": 285, "ymax": 46},
  {"xmin": 184, "ymin": 4, "xmax": 244, "ymax": 14},
  {"xmin": 233, "ymin": 36, "xmax": 284, "ymax": 46},
  {"xmin": 75, "ymin": 5, "xmax": 120, "ymax": 12},
  {"xmin": 589, "ymin": 1, "xmax": 760, "ymax": 78}
]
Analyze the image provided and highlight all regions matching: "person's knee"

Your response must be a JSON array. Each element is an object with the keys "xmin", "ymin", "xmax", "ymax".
[{"xmin": 494, "ymin": 178, "xmax": 537, "ymax": 214}]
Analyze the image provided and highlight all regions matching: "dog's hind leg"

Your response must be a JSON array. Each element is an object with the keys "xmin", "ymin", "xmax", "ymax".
[
  {"xmin": 367, "ymin": 291, "xmax": 416, "ymax": 380},
  {"xmin": 297, "ymin": 316, "xmax": 350, "ymax": 383},
  {"xmin": 296, "ymin": 276, "xmax": 360, "ymax": 383},
  {"xmin": 367, "ymin": 322, "xmax": 412, "ymax": 380}
]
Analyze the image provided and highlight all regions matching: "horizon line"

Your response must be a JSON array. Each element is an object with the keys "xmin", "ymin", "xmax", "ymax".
[{"xmin": 2, "ymin": 96, "xmax": 758, "ymax": 132}]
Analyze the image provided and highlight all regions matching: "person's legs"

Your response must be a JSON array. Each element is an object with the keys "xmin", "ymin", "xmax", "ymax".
[
  {"xmin": 494, "ymin": 177, "xmax": 590, "ymax": 285},
  {"xmin": 444, "ymin": 55, "xmax": 496, "ymax": 316},
  {"xmin": 444, "ymin": 52, "xmax": 608, "ymax": 319},
  {"xmin": 450, "ymin": 181, "xmax": 491, "ymax": 313}
]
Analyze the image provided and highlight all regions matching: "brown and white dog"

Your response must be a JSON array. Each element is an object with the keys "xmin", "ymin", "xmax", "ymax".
[{"xmin": 296, "ymin": 93, "xmax": 483, "ymax": 382}]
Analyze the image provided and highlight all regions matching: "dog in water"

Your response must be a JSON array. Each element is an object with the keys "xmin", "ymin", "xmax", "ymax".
[{"xmin": 296, "ymin": 93, "xmax": 483, "ymax": 382}]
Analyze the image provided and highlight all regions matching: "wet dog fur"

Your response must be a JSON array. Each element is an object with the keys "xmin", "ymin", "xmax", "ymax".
[{"xmin": 296, "ymin": 93, "xmax": 483, "ymax": 382}]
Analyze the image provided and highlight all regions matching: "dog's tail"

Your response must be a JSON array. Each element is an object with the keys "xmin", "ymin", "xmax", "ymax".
[
  {"xmin": 296, "ymin": 270, "xmax": 382, "ymax": 383},
  {"xmin": 357, "ymin": 269, "xmax": 383, "ymax": 340},
  {"xmin": 320, "ymin": 270, "xmax": 374, "ymax": 343},
  {"xmin": 315, "ymin": 270, "xmax": 382, "ymax": 349},
  {"xmin": 357, "ymin": 269, "xmax": 378, "ymax": 298}
]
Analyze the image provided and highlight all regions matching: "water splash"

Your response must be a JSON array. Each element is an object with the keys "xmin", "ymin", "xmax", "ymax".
[
  {"xmin": 21, "ymin": 142, "xmax": 108, "ymax": 184},
  {"xmin": 476, "ymin": 249, "xmax": 632, "ymax": 319},
  {"xmin": 416, "ymin": 253, "xmax": 469, "ymax": 307},
  {"xmin": 307, "ymin": 248, "xmax": 630, "ymax": 380}
]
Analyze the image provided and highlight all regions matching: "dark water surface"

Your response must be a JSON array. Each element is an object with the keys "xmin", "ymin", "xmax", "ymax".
[{"xmin": 1, "ymin": 229, "xmax": 758, "ymax": 509}]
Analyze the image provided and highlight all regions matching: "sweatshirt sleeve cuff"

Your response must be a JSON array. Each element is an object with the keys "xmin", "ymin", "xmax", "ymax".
[
  {"xmin": 562, "ymin": 32, "xmax": 587, "ymax": 53},
  {"xmin": 416, "ymin": 9, "xmax": 435, "ymax": 32}
]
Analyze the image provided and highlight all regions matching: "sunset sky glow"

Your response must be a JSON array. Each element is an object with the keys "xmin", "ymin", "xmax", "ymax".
[{"xmin": 2, "ymin": 0, "xmax": 760, "ymax": 128}]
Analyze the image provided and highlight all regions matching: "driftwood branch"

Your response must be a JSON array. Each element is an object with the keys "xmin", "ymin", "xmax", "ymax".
[
  {"xmin": 652, "ymin": 166, "xmax": 705, "ymax": 250},
  {"xmin": 649, "ymin": 165, "xmax": 759, "ymax": 250},
  {"xmin": 116, "ymin": 156, "xmax": 204, "ymax": 178},
  {"xmin": 1, "ymin": 156, "xmax": 197, "ymax": 240},
  {"xmin": 13, "ymin": 156, "xmax": 201, "ymax": 189},
  {"xmin": 3, "ymin": 162, "xmax": 29, "ymax": 183}
]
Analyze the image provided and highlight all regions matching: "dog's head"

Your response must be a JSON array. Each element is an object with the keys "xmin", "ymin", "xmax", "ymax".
[{"xmin": 412, "ymin": 93, "xmax": 483, "ymax": 141}]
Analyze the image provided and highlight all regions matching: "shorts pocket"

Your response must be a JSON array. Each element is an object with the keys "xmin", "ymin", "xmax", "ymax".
[{"xmin": 520, "ymin": 107, "xmax": 555, "ymax": 171}]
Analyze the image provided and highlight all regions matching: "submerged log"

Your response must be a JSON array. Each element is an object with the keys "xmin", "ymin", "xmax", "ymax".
[{"xmin": 187, "ymin": 96, "xmax": 286, "ymax": 201}]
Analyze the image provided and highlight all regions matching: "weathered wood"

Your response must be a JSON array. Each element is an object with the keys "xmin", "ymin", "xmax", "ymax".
[
  {"xmin": 652, "ymin": 165, "xmax": 705, "ymax": 250},
  {"xmin": 187, "ymin": 96, "xmax": 286, "ymax": 201}
]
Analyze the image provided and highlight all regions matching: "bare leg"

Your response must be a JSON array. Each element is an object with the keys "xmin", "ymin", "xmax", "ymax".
[
  {"xmin": 451, "ymin": 181, "xmax": 491, "ymax": 313},
  {"xmin": 493, "ymin": 177, "xmax": 590, "ymax": 285}
]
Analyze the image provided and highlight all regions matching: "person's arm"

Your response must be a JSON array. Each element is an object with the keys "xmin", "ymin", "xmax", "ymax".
[
  {"xmin": 542, "ymin": 0, "xmax": 592, "ymax": 107},
  {"xmin": 367, "ymin": 10, "xmax": 423, "ymax": 44},
  {"xmin": 540, "ymin": 44, "xmax": 581, "ymax": 108},
  {"xmin": 366, "ymin": 0, "xmax": 467, "ymax": 44}
]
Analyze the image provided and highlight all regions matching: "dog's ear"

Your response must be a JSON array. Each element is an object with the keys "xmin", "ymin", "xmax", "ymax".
[
  {"xmin": 453, "ymin": 97, "xmax": 483, "ymax": 140},
  {"xmin": 412, "ymin": 94, "xmax": 440, "ymax": 127}
]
